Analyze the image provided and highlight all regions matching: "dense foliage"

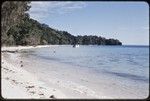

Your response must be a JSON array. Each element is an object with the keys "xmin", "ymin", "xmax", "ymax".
[
  {"xmin": 6, "ymin": 17, "xmax": 122, "ymax": 46},
  {"xmin": 2, "ymin": 1, "xmax": 122, "ymax": 46},
  {"xmin": 1, "ymin": 1, "xmax": 30, "ymax": 45}
]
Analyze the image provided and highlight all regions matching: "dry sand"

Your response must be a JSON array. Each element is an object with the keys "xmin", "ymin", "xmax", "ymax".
[
  {"xmin": 1, "ymin": 45, "xmax": 65, "ymax": 99},
  {"xmin": 1, "ymin": 45, "xmax": 149, "ymax": 99}
]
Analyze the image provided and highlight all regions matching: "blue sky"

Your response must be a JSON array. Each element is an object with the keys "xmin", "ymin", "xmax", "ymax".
[{"xmin": 28, "ymin": 1, "xmax": 149, "ymax": 45}]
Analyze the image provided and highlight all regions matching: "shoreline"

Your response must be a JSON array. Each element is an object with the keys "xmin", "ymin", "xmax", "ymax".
[
  {"xmin": 1, "ymin": 45, "xmax": 66, "ymax": 99},
  {"xmin": 2, "ymin": 45, "xmax": 102, "ymax": 99},
  {"xmin": 1, "ymin": 45, "xmax": 149, "ymax": 99},
  {"xmin": 1, "ymin": 45, "xmax": 60, "ymax": 51}
]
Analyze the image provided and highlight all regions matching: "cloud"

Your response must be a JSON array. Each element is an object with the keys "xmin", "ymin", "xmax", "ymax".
[{"xmin": 28, "ymin": 1, "xmax": 87, "ymax": 21}]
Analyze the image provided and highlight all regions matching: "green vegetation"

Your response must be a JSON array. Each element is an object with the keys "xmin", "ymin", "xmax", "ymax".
[
  {"xmin": 6, "ymin": 17, "xmax": 122, "ymax": 46},
  {"xmin": 1, "ymin": 1, "xmax": 30, "ymax": 45},
  {"xmin": 2, "ymin": 1, "xmax": 122, "ymax": 46}
]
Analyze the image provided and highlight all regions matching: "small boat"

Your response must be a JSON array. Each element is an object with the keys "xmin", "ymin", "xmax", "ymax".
[{"xmin": 73, "ymin": 44, "xmax": 79, "ymax": 48}]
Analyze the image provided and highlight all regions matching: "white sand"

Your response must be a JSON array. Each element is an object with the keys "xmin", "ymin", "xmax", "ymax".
[
  {"xmin": 2, "ymin": 45, "xmax": 59, "ymax": 51},
  {"xmin": 1, "ymin": 45, "xmax": 149, "ymax": 99},
  {"xmin": 1, "ymin": 45, "xmax": 105, "ymax": 99},
  {"xmin": 1, "ymin": 45, "xmax": 65, "ymax": 99}
]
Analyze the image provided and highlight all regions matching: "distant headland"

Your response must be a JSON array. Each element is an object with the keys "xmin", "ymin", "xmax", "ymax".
[
  {"xmin": 2, "ymin": 2, "xmax": 122, "ymax": 46},
  {"xmin": 3, "ymin": 17, "xmax": 122, "ymax": 46}
]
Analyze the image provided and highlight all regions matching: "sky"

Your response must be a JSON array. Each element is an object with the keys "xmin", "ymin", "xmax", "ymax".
[{"xmin": 28, "ymin": 1, "xmax": 149, "ymax": 45}]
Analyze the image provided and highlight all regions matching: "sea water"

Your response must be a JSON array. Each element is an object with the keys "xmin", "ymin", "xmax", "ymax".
[{"xmin": 21, "ymin": 45, "xmax": 149, "ymax": 98}]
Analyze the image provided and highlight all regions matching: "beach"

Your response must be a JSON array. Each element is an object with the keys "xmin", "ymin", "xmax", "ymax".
[
  {"xmin": 1, "ymin": 45, "xmax": 149, "ymax": 99},
  {"xmin": 2, "ymin": 1, "xmax": 149, "ymax": 100},
  {"xmin": 2, "ymin": 45, "xmax": 101, "ymax": 99},
  {"xmin": 1, "ymin": 45, "xmax": 66, "ymax": 99}
]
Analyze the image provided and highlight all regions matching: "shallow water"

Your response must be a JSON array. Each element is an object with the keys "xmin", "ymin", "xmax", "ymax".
[{"xmin": 20, "ymin": 45, "xmax": 149, "ymax": 98}]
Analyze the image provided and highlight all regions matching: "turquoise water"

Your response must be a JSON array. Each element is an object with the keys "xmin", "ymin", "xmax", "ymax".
[{"xmin": 29, "ymin": 45, "xmax": 149, "ymax": 84}]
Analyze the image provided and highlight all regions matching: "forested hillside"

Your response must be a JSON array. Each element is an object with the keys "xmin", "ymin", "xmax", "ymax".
[
  {"xmin": 1, "ymin": 1, "xmax": 30, "ymax": 45},
  {"xmin": 2, "ymin": 1, "xmax": 122, "ymax": 46}
]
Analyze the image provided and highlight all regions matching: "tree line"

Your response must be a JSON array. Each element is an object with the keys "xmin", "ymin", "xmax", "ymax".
[{"xmin": 2, "ymin": 1, "xmax": 122, "ymax": 46}]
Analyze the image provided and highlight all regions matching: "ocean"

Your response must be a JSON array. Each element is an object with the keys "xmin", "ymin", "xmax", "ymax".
[{"xmin": 21, "ymin": 45, "xmax": 149, "ymax": 98}]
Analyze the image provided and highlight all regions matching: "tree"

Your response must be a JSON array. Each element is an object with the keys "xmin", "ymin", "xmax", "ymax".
[
  {"xmin": 1, "ymin": 1, "xmax": 30, "ymax": 45},
  {"xmin": 5, "ymin": 13, "xmax": 122, "ymax": 46}
]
